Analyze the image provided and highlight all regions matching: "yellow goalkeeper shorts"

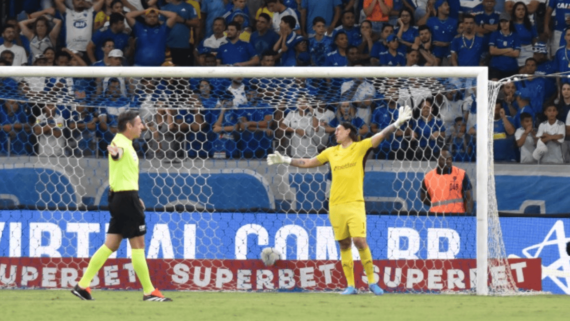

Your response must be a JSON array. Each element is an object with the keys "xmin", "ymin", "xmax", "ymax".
[{"xmin": 329, "ymin": 202, "xmax": 367, "ymax": 240}]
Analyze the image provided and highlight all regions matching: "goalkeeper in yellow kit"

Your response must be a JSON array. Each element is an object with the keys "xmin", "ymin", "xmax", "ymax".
[{"xmin": 268, "ymin": 105, "xmax": 412, "ymax": 295}]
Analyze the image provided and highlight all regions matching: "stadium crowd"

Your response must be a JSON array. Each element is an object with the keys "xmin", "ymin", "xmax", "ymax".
[{"xmin": 0, "ymin": 0, "xmax": 569, "ymax": 163}]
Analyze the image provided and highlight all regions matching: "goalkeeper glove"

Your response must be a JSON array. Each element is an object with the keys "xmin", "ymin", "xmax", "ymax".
[
  {"xmin": 394, "ymin": 105, "xmax": 413, "ymax": 128},
  {"xmin": 267, "ymin": 152, "xmax": 292, "ymax": 166}
]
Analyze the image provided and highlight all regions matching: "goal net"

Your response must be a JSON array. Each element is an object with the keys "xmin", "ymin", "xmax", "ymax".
[{"xmin": 0, "ymin": 66, "xmax": 528, "ymax": 295}]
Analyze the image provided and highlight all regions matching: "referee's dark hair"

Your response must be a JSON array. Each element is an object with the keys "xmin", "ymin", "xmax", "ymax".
[
  {"xmin": 341, "ymin": 122, "xmax": 360, "ymax": 142},
  {"xmin": 117, "ymin": 110, "xmax": 139, "ymax": 132}
]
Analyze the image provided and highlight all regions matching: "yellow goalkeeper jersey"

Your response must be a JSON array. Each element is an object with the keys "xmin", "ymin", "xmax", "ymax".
[{"xmin": 316, "ymin": 138, "xmax": 373, "ymax": 207}]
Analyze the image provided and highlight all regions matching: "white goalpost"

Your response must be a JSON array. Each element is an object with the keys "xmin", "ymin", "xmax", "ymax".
[{"xmin": 0, "ymin": 66, "xmax": 521, "ymax": 295}]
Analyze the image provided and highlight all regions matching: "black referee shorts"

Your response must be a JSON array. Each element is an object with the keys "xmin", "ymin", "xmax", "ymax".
[{"xmin": 107, "ymin": 191, "xmax": 147, "ymax": 239}]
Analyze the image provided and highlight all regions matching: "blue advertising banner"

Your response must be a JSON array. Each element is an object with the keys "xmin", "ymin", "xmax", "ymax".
[{"xmin": 0, "ymin": 210, "xmax": 568, "ymax": 294}]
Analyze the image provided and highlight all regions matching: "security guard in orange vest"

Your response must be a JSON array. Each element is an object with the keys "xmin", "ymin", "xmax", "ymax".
[{"xmin": 420, "ymin": 148, "xmax": 473, "ymax": 214}]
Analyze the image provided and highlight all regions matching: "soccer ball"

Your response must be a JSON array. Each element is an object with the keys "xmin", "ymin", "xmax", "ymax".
[{"xmin": 260, "ymin": 247, "xmax": 281, "ymax": 266}]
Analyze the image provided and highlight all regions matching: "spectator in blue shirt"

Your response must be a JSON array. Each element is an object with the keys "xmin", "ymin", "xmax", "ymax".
[
  {"xmin": 511, "ymin": 2, "xmax": 537, "ymax": 67},
  {"xmin": 126, "ymin": 8, "xmax": 177, "ymax": 66},
  {"xmin": 489, "ymin": 18, "xmax": 521, "ymax": 80},
  {"xmin": 419, "ymin": 0, "xmax": 458, "ymax": 65},
  {"xmin": 511, "ymin": 89, "xmax": 536, "ymax": 129},
  {"xmin": 446, "ymin": 116, "xmax": 474, "ymax": 162},
  {"xmin": 450, "ymin": 14, "xmax": 485, "ymax": 66},
  {"xmin": 516, "ymin": 58, "xmax": 546, "ymax": 115},
  {"xmin": 370, "ymin": 24, "xmax": 395, "ymax": 65},
  {"xmin": 0, "ymin": 99, "xmax": 32, "ymax": 155},
  {"xmin": 379, "ymin": 34, "xmax": 406, "ymax": 65},
  {"xmin": 533, "ymin": 43, "xmax": 557, "ymax": 101},
  {"xmin": 86, "ymin": 13, "xmax": 130, "ymax": 65},
  {"xmin": 239, "ymin": 89, "xmax": 275, "ymax": 158},
  {"xmin": 325, "ymin": 31, "xmax": 349, "ymax": 66},
  {"xmin": 280, "ymin": 35, "xmax": 310, "ymax": 66},
  {"xmin": 474, "ymin": 0, "xmax": 500, "ymax": 59},
  {"xmin": 273, "ymin": 16, "xmax": 305, "ymax": 66},
  {"xmin": 492, "ymin": 99, "xmax": 517, "ymax": 161},
  {"xmin": 415, "ymin": 25, "xmax": 437, "ymax": 65},
  {"xmin": 201, "ymin": 0, "xmax": 226, "ymax": 38},
  {"xmin": 545, "ymin": 0, "xmax": 570, "ymax": 57},
  {"xmin": 406, "ymin": 97, "xmax": 446, "ymax": 160},
  {"xmin": 68, "ymin": 105, "xmax": 98, "ymax": 157},
  {"xmin": 92, "ymin": 38, "xmax": 115, "ymax": 66},
  {"xmin": 97, "ymin": 78, "xmax": 132, "ymax": 152},
  {"xmin": 371, "ymin": 100, "xmax": 406, "ymax": 159},
  {"xmin": 211, "ymin": 104, "xmax": 244, "ymax": 159},
  {"xmin": 300, "ymin": 0, "xmax": 342, "ymax": 37},
  {"xmin": 309, "ymin": 17, "xmax": 334, "ymax": 66},
  {"xmin": 195, "ymin": 79, "xmax": 222, "ymax": 128},
  {"xmin": 251, "ymin": 13, "xmax": 280, "ymax": 56},
  {"xmin": 395, "ymin": 8, "xmax": 420, "ymax": 53},
  {"xmin": 217, "ymin": 22, "xmax": 260, "ymax": 66},
  {"xmin": 161, "ymin": 0, "xmax": 200, "ymax": 66},
  {"xmin": 223, "ymin": 0, "xmax": 251, "ymax": 16},
  {"xmin": 556, "ymin": 28, "xmax": 570, "ymax": 85},
  {"xmin": 326, "ymin": 101, "xmax": 370, "ymax": 141},
  {"xmin": 357, "ymin": 20, "xmax": 376, "ymax": 58},
  {"xmin": 223, "ymin": 0, "xmax": 251, "ymax": 35},
  {"xmin": 332, "ymin": 11, "xmax": 362, "ymax": 47}
]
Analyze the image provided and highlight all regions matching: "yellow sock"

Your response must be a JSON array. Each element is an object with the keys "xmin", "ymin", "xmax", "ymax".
[
  {"xmin": 132, "ymin": 249, "xmax": 154, "ymax": 295},
  {"xmin": 340, "ymin": 247, "xmax": 355, "ymax": 287},
  {"xmin": 78, "ymin": 245, "xmax": 113, "ymax": 288},
  {"xmin": 358, "ymin": 247, "xmax": 376, "ymax": 285}
]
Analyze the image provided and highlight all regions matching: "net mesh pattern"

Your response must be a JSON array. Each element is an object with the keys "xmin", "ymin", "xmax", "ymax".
[{"xmin": 0, "ymin": 71, "xmax": 521, "ymax": 294}]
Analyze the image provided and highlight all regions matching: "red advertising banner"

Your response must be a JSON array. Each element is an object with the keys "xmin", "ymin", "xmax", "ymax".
[{"xmin": 0, "ymin": 258, "xmax": 541, "ymax": 292}]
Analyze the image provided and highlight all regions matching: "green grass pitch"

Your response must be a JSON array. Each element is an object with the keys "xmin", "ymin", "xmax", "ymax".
[{"xmin": 0, "ymin": 290, "xmax": 566, "ymax": 321}]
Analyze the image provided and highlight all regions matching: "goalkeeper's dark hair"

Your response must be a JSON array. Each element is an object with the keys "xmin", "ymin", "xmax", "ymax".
[
  {"xmin": 341, "ymin": 122, "xmax": 360, "ymax": 142},
  {"xmin": 118, "ymin": 110, "xmax": 139, "ymax": 132}
]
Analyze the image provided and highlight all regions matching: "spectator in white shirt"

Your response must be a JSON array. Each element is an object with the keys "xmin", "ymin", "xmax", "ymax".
[
  {"xmin": 515, "ymin": 112, "xmax": 537, "ymax": 163},
  {"xmin": 279, "ymin": 96, "xmax": 319, "ymax": 157},
  {"xmin": 196, "ymin": 17, "xmax": 228, "ymax": 64},
  {"xmin": 55, "ymin": 0, "xmax": 105, "ymax": 53},
  {"xmin": 34, "ymin": 103, "xmax": 67, "ymax": 156},
  {"xmin": 313, "ymin": 100, "xmax": 335, "ymax": 150},
  {"xmin": 534, "ymin": 105, "xmax": 566, "ymax": 163},
  {"xmin": 0, "ymin": 25, "xmax": 28, "ymax": 66},
  {"xmin": 267, "ymin": 0, "xmax": 301, "ymax": 33},
  {"xmin": 438, "ymin": 87, "xmax": 465, "ymax": 136}
]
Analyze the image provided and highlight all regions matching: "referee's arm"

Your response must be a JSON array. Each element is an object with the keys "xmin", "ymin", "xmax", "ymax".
[{"xmin": 107, "ymin": 142, "xmax": 124, "ymax": 161}]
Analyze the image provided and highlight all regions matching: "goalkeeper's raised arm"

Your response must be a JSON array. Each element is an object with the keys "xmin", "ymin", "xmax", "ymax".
[
  {"xmin": 267, "ymin": 105, "xmax": 412, "ymax": 168},
  {"xmin": 369, "ymin": 105, "xmax": 412, "ymax": 148},
  {"xmin": 267, "ymin": 151, "xmax": 323, "ymax": 168}
]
